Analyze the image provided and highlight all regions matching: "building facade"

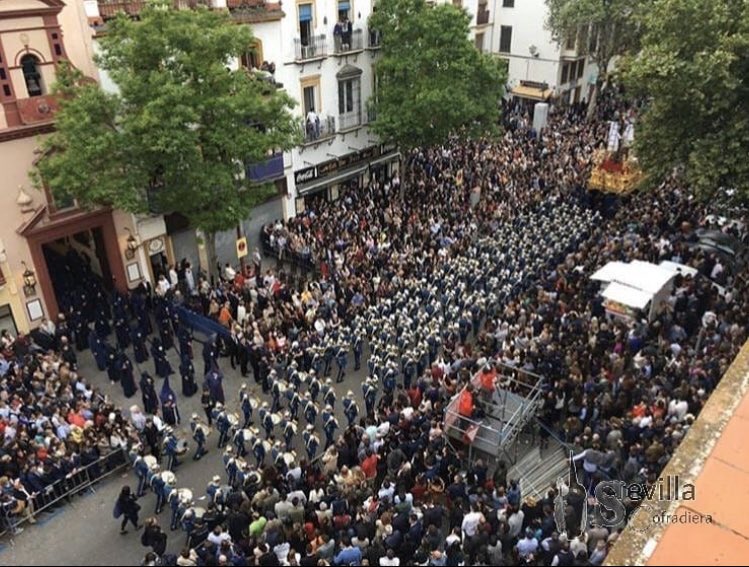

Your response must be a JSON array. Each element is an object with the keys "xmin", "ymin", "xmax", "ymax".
[
  {"xmin": 453, "ymin": 0, "xmax": 598, "ymax": 106},
  {"xmin": 0, "ymin": 0, "xmax": 162, "ymax": 334},
  {"xmin": 87, "ymin": 0, "xmax": 399, "ymax": 271}
]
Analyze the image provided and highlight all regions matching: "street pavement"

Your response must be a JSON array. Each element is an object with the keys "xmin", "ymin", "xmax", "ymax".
[{"xmin": 0, "ymin": 329, "xmax": 372, "ymax": 566}]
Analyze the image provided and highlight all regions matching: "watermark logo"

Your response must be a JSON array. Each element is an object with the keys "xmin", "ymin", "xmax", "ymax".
[{"xmin": 553, "ymin": 452, "xmax": 711, "ymax": 536}]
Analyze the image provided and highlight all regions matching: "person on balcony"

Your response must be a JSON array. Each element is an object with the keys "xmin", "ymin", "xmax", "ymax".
[
  {"xmin": 342, "ymin": 17, "xmax": 353, "ymax": 51},
  {"xmin": 333, "ymin": 19, "xmax": 343, "ymax": 53}
]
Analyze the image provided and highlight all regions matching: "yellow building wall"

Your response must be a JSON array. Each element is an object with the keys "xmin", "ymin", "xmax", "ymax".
[{"xmin": 0, "ymin": 134, "xmax": 52, "ymax": 332}]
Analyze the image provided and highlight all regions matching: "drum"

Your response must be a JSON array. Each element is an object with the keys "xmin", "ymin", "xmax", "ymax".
[
  {"xmin": 277, "ymin": 381, "xmax": 288, "ymax": 394},
  {"xmin": 283, "ymin": 451, "xmax": 296, "ymax": 466},
  {"xmin": 144, "ymin": 455, "xmax": 158, "ymax": 469},
  {"xmin": 249, "ymin": 397, "xmax": 260, "ymax": 409},
  {"xmin": 176, "ymin": 440, "xmax": 189, "ymax": 455},
  {"xmin": 227, "ymin": 413, "xmax": 240, "ymax": 428},
  {"xmin": 193, "ymin": 506, "xmax": 206, "ymax": 520},
  {"xmin": 160, "ymin": 471, "xmax": 177, "ymax": 485},
  {"xmin": 241, "ymin": 428, "xmax": 256, "ymax": 442},
  {"xmin": 271, "ymin": 413, "xmax": 282, "ymax": 426},
  {"xmin": 262, "ymin": 440, "xmax": 272, "ymax": 452},
  {"xmin": 177, "ymin": 488, "xmax": 193, "ymax": 505}
]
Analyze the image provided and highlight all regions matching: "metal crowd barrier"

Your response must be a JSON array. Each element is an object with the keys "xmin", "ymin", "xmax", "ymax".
[{"xmin": 0, "ymin": 446, "xmax": 130, "ymax": 539}]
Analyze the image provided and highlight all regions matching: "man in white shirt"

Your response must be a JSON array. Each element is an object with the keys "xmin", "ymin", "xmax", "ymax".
[
  {"xmin": 461, "ymin": 504, "xmax": 484, "ymax": 538},
  {"xmin": 379, "ymin": 549, "xmax": 400, "ymax": 566},
  {"xmin": 516, "ymin": 529, "xmax": 539, "ymax": 559},
  {"xmin": 157, "ymin": 275, "xmax": 171, "ymax": 296},
  {"xmin": 207, "ymin": 525, "xmax": 232, "ymax": 547}
]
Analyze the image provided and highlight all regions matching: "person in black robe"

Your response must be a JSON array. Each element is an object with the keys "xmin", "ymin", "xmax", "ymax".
[
  {"xmin": 131, "ymin": 327, "xmax": 149, "ymax": 364},
  {"xmin": 178, "ymin": 327, "xmax": 193, "ymax": 361},
  {"xmin": 72, "ymin": 310, "xmax": 87, "ymax": 351},
  {"xmin": 180, "ymin": 352, "xmax": 198, "ymax": 397},
  {"xmin": 60, "ymin": 336, "xmax": 77, "ymax": 370},
  {"xmin": 160, "ymin": 377, "xmax": 181, "ymax": 426},
  {"xmin": 120, "ymin": 351, "xmax": 138, "ymax": 398},
  {"xmin": 140, "ymin": 373, "xmax": 159, "ymax": 415},
  {"xmin": 158, "ymin": 314, "xmax": 174, "ymax": 351},
  {"xmin": 95, "ymin": 289, "xmax": 112, "ymax": 320},
  {"xmin": 114, "ymin": 316, "xmax": 131, "ymax": 350},
  {"xmin": 106, "ymin": 348, "xmax": 120, "ymax": 384},
  {"xmin": 202, "ymin": 337, "xmax": 218, "ymax": 378},
  {"xmin": 137, "ymin": 310, "xmax": 153, "ymax": 337},
  {"xmin": 151, "ymin": 337, "xmax": 173, "ymax": 379},
  {"xmin": 204, "ymin": 362, "xmax": 225, "ymax": 405},
  {"xmin": 89, "ymin": 329, "xmax": 108, "ymax": 371},
  {"xmin": 95, "ymin": 309, "xmax": 111, "ymax": 338}
]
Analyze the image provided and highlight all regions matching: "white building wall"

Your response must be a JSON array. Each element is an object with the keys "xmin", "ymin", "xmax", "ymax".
[
  {"xmin": 269, "ymin": 0, "xmax": 382, "ymax": 219},
  {"xmin": 492, "ymin": 0, "xmax": 596, "ymax": 104}
]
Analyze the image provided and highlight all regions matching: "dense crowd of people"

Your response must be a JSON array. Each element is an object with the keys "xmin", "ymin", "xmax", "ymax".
[{"xmin": 1, "ymin": 90, "xmax": 747, "ymax": 567}]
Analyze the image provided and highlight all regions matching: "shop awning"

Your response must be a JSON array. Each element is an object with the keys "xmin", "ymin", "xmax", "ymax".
[
  {"xmin": 511, "ymin": 84, "xmax": 553, "ymax": 101},
  {"xmin": 369, "ymin": 151, "xmax": 400, "ymax": 167},
  {"xmin": 297, "ymin": 164, "xmax": 368, "ymax": 195}
]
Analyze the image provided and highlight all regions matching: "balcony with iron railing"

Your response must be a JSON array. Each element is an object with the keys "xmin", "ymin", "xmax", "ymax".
[
  {"xmin": 368, "ymin": 29, "xmax": 382, "ymax": 49},
  {"xmin": 294, "ymin": 35, "xmax": 328, "ymax": 62},
  {"xmin": 333, "ymin": 29, "xmax": 364, "ymax": 55},
  {"xmin": 338, "ymin": 111, "xmax": 362, "ymax": 131},
  {"xmin": 302, "ymin": 115, "xmax": 336, "ymax": 144},
  {"xmin": 477, "ymin": 7, "xmax": 490, "ymax": 25}
]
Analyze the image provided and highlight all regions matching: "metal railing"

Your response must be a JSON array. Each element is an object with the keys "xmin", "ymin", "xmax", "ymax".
[
  {"xmin": 294, "ymin": 35, "xmax": 327, "ymax": 61},
  {"xmin": 0, "ymin": 447, "xmax": 129, "ymax": 537},
  {"xmin": 333, "ymin": 29, "xmax": 364, "ymax": 54},
  {"xmin": 367, "ymin": 106, "xmax": 377, "ymax": 123},
  {"xmin": 302, "ymin": 115, "xmax": 336, "ymax": 143},
  {"xmin": 338, "ymin": 111, "xmax": 362, "ymax": 131},
  {"xmin": 368, "ymin": 30, "xmax": 382, "ymax": 48}
]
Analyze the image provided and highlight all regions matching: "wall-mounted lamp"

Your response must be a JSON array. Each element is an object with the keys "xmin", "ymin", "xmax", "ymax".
[
  {"xmin": 21, "ymin": 261, "xmax": 36, "ymax": 296},
  {"xmin": 124, "ymin": 227, "xmax": 139, "ymax": 259}
]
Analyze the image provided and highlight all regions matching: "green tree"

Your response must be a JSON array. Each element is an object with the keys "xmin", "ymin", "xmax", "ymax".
[
  {"xmin": 369, "ymin": 0, "xmax": 505, "ymax": 149},
  {"xmin": 34, "ymin": 0, "xmax": 299, "ymax": 273},
  {"xmin": 622, "ymin": 0, "xmax": 749, "ymax": 202},
  {"xmin": 546, "ymin": 0, "xmax": 648, "ymax": 113}
]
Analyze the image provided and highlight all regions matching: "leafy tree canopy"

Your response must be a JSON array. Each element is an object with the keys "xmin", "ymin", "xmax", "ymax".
[
  {"xmin": 622, "ymin": 0, "xmax": 749, "ymax": 202},
  {"xmin": 369, "ymin": 0, "xmax": 506, "ymax": 149},
  {"xmin": 546, "ymin": 0, "xmax": 650, "ymax": 111},
  {"xmin": 34, "ymin": 0, "xmax": 299, "ymax": 235}
]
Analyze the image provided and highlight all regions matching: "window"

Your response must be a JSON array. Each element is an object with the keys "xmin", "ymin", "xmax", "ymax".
[
  {"xmin": 502, "ymin": 0, "xmax": 514, "ymax": 6},
  {"xmin": 338, "ymin": 0, "xmax": 350, "ymax": 21},
  {"xmin": 577, "ymin": 58, "xmax": 585, "ymax": 79},
  {"xmin": 474, "ymin": 33, "xmax": 484, "ymax": 53},
  {"xmin": 499, "ymin": 26, "xmax": 512, "ymax": 53},
  {"xmin": 241, "ymin": 41, "xmax": 263, "ymax": 70},
  {"xmin": 21, "ymin": 55, "xmax": 43, "ymax": 97},
  {"xmin": 569, "ymin": 61, "xmax": 577, "ymax": 81},
  {"xmin": 561, "ymin": 63, "xmax": 569, "ymax": 84},
  {"xmin": 337, "ymin": 77, "xmax": 361, "ymax": 129},
  {"xmin": 565, "ymin": 33, "xmax": 576, "ymax": 50},
  {"xmin": 453, "ymin": 0, "xmax": 462, "ymax": 7},
  {"xmin": 303, "ymin": 85, "xmax": 316, "ymax": 114},
  {"xmin": 299, "ymin": 3, "xmax": 313, "ymax": 44}
]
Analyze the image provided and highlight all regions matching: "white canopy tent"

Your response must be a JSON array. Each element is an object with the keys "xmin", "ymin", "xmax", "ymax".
[{"xmin": 591, "ymin": 260, "xmax": 677, "ymax": 321}]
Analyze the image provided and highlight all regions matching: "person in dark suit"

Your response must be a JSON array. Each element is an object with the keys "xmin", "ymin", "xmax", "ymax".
[{"xmin": 116, "ymin": 485, "xmax": 141, "ymax": 534}]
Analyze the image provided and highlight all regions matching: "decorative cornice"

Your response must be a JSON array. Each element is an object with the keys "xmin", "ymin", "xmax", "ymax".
[{"xmin": 0, "ymin": 122, "xmax": 55, "ymax": 143}]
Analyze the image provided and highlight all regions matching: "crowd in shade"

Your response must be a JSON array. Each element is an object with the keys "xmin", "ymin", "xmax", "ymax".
[{"xmin": 1, "ymin": 89, "xmax": 748, "ymax": 567}]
